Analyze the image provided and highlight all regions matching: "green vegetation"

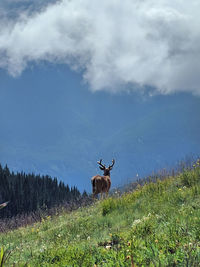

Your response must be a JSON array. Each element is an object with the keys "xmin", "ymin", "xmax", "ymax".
[
  {"xmin": 0, "ymin": 162, "xmax": 200, "ymax": 266},
  {"xmin": 0, "ymin": 163, "xmax": 82, "ymax": 219}
]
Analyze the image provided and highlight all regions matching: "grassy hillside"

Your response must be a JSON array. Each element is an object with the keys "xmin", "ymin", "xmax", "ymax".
[{"xmin": 0, "ymin": 163, "xmax": 200, "ymax": 266}]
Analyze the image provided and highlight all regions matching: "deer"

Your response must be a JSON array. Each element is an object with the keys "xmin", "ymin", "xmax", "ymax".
[{"xmin": 91, "ymin": 159, "xmax": 115, "ymax": 199}]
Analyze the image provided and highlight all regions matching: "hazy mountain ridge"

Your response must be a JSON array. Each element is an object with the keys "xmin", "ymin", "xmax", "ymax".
[
  {"xmin": 1, "ymin": 97, "xmax": 200, "ymax": 191},
  {"xmin": 0, "ymin": 66, "xmax": 200, "ymax": 191}
]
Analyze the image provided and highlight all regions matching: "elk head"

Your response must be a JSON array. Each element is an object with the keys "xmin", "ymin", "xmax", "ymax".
[{"xmin": 97, "ymin": 159, "xmax": 115, "ymax": 176}]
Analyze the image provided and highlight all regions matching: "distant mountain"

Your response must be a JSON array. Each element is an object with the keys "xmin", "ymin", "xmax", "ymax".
[
  {"xmin": 1, "ymin": 94, "xmax": 199, "ymax": 192},
  {"xmin": 0, "ymin": 66, "xmax": 200, "ymax": 192}
]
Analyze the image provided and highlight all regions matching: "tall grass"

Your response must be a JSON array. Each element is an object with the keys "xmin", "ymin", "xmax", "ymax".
[{"xmin": 0, "ymin": 198, "xmax": 92, "ymax": 233}]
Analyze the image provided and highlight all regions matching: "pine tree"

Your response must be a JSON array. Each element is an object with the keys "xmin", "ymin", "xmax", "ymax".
[{"xmin": 0, "ymin": 163, "xmax": 84, "ymax": 219}]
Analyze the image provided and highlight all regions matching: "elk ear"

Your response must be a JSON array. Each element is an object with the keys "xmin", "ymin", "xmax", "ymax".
[{"xmin": 99, "ymin": 166, "xmax": 105, "ymax": 170}]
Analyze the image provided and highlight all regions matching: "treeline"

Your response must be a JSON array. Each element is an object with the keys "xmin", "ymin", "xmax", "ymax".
[{"xmin": 0, "ymin": 164, "xmax": 86, "ymax": 218}]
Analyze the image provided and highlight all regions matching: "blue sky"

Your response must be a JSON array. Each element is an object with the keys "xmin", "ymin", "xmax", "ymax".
[{"xmin": 0, "ymin": 0, "xmax": 200, "ymax": 192}]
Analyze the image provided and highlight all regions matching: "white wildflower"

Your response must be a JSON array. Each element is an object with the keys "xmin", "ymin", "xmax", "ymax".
[
  {"xmin": 132, "ymin": 213, "xmax": 152, "ymax": 228},
  {"xmin": 132, "ymin": 219, "xmax": 142, "ymax": 227}
]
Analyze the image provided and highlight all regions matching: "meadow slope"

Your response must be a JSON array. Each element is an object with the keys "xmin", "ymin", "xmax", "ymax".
[{"xmin": 0, "ymin": 162, "xmax": 200, "ymax": 266}]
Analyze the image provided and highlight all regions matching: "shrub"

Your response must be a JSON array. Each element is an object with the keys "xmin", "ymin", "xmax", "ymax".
[
  {"xmin": 180, "ymin": 167, "xmax": 200, "ymax": 187},
  {"xmin": 101, "ymin": 198, "xmax": 118, "ymax": 216}
]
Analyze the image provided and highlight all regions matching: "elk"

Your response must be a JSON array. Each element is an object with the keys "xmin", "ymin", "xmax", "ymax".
[{"xmin": 91, "ymin": 159, "xmax": 115, "ymax": 199}]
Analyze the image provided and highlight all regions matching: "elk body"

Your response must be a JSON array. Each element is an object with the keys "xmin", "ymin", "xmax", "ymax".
[{"xmin": 91, "ymin": 159, "xmax": 115, "ymax": 199}]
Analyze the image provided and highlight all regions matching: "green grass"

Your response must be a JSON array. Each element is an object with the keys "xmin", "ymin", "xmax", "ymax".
[{"xmin": 0, "ymin": 163, "xmax": 200, "ymax": 266}]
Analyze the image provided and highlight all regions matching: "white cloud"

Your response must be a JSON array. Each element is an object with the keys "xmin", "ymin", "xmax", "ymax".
[{"xmin": 0, "ymin": 0, "xmax": 200, "ymax": 94}]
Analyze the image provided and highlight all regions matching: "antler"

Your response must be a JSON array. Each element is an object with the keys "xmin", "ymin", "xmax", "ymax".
[
  {"xmin": 108, "ymin": 159, "xmax": 115, "ymax": 169},
  {"xmin": 97, "ymin": 159, "xmax": 106, "ymax": 169}
]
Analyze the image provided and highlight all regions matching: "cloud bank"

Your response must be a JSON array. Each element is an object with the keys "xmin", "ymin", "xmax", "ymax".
[{"xmin": 0, "ymin": 0, "xmax": 200, "ymax": 94}]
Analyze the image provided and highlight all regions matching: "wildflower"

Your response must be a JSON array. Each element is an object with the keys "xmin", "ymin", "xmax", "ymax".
[
  {"xmin": 36, "ymin": 228, "xmax": 39, "ymax": 232},
  {"xmin": 193, "ymin": 164, "xmax": 196, "ymax": 167},
  {"xmin": 87, "ymin": 236, "xmax": 90, "ymax": 241},
  {"xmin": 126, "ymin": 255, "xmax": 131, "ymax": 260},
  {"xmin": 155, "ymin": 214, "xmax": 161, "ymax": 219},
  {"xmin": 155, "ymin": 239, "xmax": 158, "ymax": 243},
  {"xmin": 31, "ymin": 228, "xmax": 34, "ymax": 233},
  {"xmin": 127, "ymin": 241, "xmax": 131, "ymax": 246},
  {"xmin": 106, "ymin": 245, "xmax": 112, "ymax": 250},
  {"xmin": 132, "ymin": 219, "xmax": 142, "ymax": 227},
  {"xmin": 132, "ymin": 213, "xmax": 152, "ymax": 228},
  {"xmin": 178, "ymin": 188, "xmax": 182, "ymax": 191},
  {"xmin": 143, "ymin": 213, "xmax": 151, "ymax": 221}
]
